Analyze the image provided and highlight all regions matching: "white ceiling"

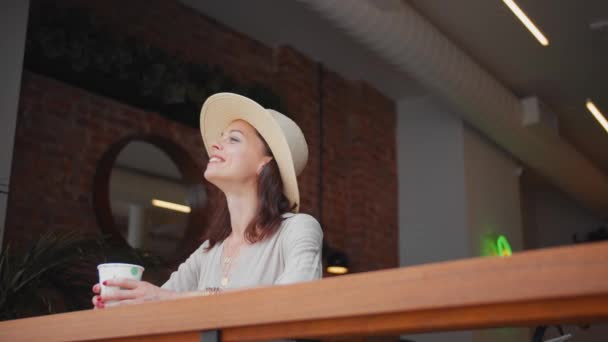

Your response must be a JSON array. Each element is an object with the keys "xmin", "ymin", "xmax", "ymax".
[
  {"xmin": 178, "ymin": 0, "xmax": 608, "ymax": 175},
  {"xmin": 407, "ymin": 0, "xmax": 608, "ymax": 173}
]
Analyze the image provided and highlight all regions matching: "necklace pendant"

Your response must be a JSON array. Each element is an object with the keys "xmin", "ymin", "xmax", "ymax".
[{"xmin": 221, "ymin": 277, "xmax": 229, "ymax": 287}]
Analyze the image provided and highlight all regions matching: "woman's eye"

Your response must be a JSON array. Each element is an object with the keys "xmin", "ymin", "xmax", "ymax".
[{"xmin": 229, "ymin": 137, "xmax": 239, "ymax": 142}]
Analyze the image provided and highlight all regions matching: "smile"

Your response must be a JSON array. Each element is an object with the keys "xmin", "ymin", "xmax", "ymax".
[{"xmin": 209, "ymin": 156, "xmax": 225, "ymax": 163}]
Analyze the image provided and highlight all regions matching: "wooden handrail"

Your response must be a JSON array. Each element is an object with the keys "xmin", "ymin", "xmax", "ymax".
[{"xmin": 1, "ymin": 241, "xmax": 608, "ymax": 341}]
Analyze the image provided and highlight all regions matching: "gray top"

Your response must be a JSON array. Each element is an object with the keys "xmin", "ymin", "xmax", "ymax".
[{"xmin": 161, "ymin": 213, "xmax": 323, "ymax": 293}]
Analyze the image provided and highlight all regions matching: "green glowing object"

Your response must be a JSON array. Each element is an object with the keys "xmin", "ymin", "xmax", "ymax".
[
  {"xmin": 481, "ymin": 234, "xmax": 513, "ymax": 257},
  {"xmin": 496, "ymin": 235, "xmax": 512, "ymax": 257}
]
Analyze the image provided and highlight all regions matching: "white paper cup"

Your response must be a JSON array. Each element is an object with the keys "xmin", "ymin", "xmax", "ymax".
[{"xmin": 97, "ymin": 263, "xmax": 145, "ymax": 303}]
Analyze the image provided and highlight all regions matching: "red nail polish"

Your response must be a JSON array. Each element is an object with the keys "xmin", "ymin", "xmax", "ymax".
[
  {"xmin": 102, "ymin": 281, "xmax": 107, "ymax": 286},
  {"xmin": 97, "ymin": 296, "xmax": 102, "ymax": 302},
  {"xmin": 99, "ymin": 302, "xmax": 105, "ymax": 309}
]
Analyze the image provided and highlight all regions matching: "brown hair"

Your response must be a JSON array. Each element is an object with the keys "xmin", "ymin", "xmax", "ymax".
[{"xmin": 204, "ymin": 132, "xmax": 296, "ymax": 250}]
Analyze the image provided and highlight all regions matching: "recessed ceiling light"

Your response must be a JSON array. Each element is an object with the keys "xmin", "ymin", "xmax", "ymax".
[
  {"xmin": 502, "ymin": 0, "xmax": 549, "ymax": 46},
  {"xmin": 586, "ymin": 99, "xmax": 608, "ymax": 134},
  {"xmin": 151, "ymin": 199, "xmax": 191, "ymax": 213}
]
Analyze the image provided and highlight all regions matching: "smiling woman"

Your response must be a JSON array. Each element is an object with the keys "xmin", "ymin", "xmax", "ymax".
[{"xmin": 92, "ymin": 93, "xmax": 323, "ymax": 309}]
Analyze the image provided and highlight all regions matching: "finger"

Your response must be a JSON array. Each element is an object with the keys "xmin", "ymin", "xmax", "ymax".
[
  {"xmin": 91, "ymin": 295, "xmax": 102, "ymax": 307},
  {"xmin": 99, "ymin": 289, "xmax": 138, "ymax": 302},
  {"xmin": 92, "ymin": 283, "xmax": 100, "ymax": 294},
  {"xmin": 92, "ymin": 297, "xmax": 104, "ymax": 309},
  {"xmin": 103, "ymin": 278, "xmax": 140, "ymax": 289}
]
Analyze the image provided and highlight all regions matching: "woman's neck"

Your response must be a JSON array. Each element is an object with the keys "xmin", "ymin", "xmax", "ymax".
[{"xmin": 224, "ymin": 186, "xmax": 258, "ymax": 242}]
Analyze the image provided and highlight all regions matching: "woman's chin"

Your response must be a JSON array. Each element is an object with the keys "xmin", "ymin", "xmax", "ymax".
[
  {"xmin": 203, "ymin": 169, "xmax": 216, "ymax": 182},
  {"xmin": 204, "ymin": 170, "xmax": 228, "ymax": 185}
]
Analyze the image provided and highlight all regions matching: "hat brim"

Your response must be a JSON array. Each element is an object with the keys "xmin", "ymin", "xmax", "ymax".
[{"xmin": 200, "ymin": 93, "xmax": 300, "ymax": 212}]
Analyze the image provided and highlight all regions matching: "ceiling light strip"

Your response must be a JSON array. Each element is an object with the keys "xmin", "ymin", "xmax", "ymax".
[
  {"xmin": 586, "ymin": 99, "xmax": 608, "ymax": 134},
  {"xmin": 502, "ymin": 0, "xmax": 549, "ymax": 46}
]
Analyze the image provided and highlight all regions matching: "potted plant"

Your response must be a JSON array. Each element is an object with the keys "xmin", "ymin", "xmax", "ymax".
[{"xmin": 0, "ymin": 231, "xmax": 104, "ymax": 321}]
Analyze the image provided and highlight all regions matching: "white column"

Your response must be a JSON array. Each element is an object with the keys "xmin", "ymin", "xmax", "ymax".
[
  {"xmin": 127, "ymin": 204, "xmax": 145, "ymax": 249},
  {"xmin": 0, "ymin": 0, "xmax": 30, "ymax": 250}
]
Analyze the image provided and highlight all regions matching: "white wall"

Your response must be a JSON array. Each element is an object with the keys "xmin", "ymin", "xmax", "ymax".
[
  {"xmin": 462, "ymin": 127, "xmax": 529, "ymax": 342},
  {"xmin": 397, "ymin": 96, "xmax": 469, "ymax": 266},
  {"xmin": 397, "ymin": 96, "xmax": 472, "ymax": 342},
  {"xmin": 0, "ymin": 0, "xmax": 30, "ymax": 250},
  {"xmin": 463, "ymin": 126, "xmax": 524, "ymax": 257},
  {"xmin": 397, "ymin": 97, "xmax": 530, "ymax": 342}
]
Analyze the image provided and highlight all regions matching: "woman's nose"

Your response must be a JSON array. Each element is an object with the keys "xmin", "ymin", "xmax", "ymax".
[{"xmin": 211, "ymin": 141, "xmax": 223, "ymax": 151}]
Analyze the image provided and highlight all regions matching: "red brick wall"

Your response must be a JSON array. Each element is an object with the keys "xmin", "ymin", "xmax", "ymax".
[
  {"xmin": 7, "ymin": 72, "xmax": 206, "ymax": 248},
  {"xmin": 6, "ymin": 0, "xmax": 398, "ymax": 274},
  {"xmin": 321, "ymin": 72, "xmax": 398, "ymax": 272}
]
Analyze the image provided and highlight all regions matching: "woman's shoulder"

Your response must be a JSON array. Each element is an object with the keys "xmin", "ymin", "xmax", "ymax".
[
  {"xmin": 279, "ymin": 212, "xmax": 323, "ymax": 239},
  {"xmin": 192, "ymin": 240, "xmax": 213, "ymax": 255},
  {"xmin": 281, "ymin": 212, "xmax": 320, "ymax": 225}
]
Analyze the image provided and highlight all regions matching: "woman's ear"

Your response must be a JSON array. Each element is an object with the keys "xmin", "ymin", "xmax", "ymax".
[{"xmin": 257, "ymin": 156, "xmax": 273, "ymax": 175}]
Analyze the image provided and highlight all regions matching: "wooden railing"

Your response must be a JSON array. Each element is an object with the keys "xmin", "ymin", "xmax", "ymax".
[{"xmin": 1, "ymin": 241, "xmax": 608, "ymax": 341}]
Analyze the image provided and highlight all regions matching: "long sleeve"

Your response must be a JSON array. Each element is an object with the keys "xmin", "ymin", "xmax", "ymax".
[
  {"xmin": 275, "ymin": 214, "xmax": 324, "ymax": 285},
  {"xmin": 161, "ymin": 241, "xmax": 208, "ymax": 292}
]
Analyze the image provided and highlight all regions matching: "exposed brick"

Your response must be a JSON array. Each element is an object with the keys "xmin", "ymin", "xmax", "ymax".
[{"xmin": 6, "ymin": 0, "xmax": 398, "ymax": 276}]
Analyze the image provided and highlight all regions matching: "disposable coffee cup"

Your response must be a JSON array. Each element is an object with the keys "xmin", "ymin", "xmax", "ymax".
[{"xmin": 97, "ymin": 263, "xmax": 145, "ymax": 302}]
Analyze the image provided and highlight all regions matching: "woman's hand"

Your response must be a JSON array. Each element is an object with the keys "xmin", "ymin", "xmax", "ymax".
[{"xmin": 91, "ymin": 279, "xmax": 176, "ymax": 309}]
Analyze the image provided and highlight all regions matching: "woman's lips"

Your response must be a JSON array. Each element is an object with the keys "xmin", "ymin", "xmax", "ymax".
[{"xmin": 209, "ymin": 155, "xmax": 225, "ymax": 163}]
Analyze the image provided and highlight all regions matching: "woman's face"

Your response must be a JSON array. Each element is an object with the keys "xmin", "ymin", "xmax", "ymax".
[{"xmin": 204, "ymin": 120, "xmax": 272, "ymax": 190}]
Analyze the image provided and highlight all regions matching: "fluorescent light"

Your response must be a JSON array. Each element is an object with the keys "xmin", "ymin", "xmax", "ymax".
[
  {"xmin": 151, "ymin": 199, "xmax": 191, "ymax": 213},
  {"xmin": 586, "ymin": 99, "xmax": 608, "ymax": 134},
  {"xmin": 502, "ymin": 0, "xmax": 549, "ymax": 46}
]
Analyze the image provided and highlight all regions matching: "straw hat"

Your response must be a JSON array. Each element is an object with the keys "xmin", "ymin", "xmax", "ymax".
[{"xmin": 199, "ymin": 93, "xmax": 308, "ymax": 212}]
